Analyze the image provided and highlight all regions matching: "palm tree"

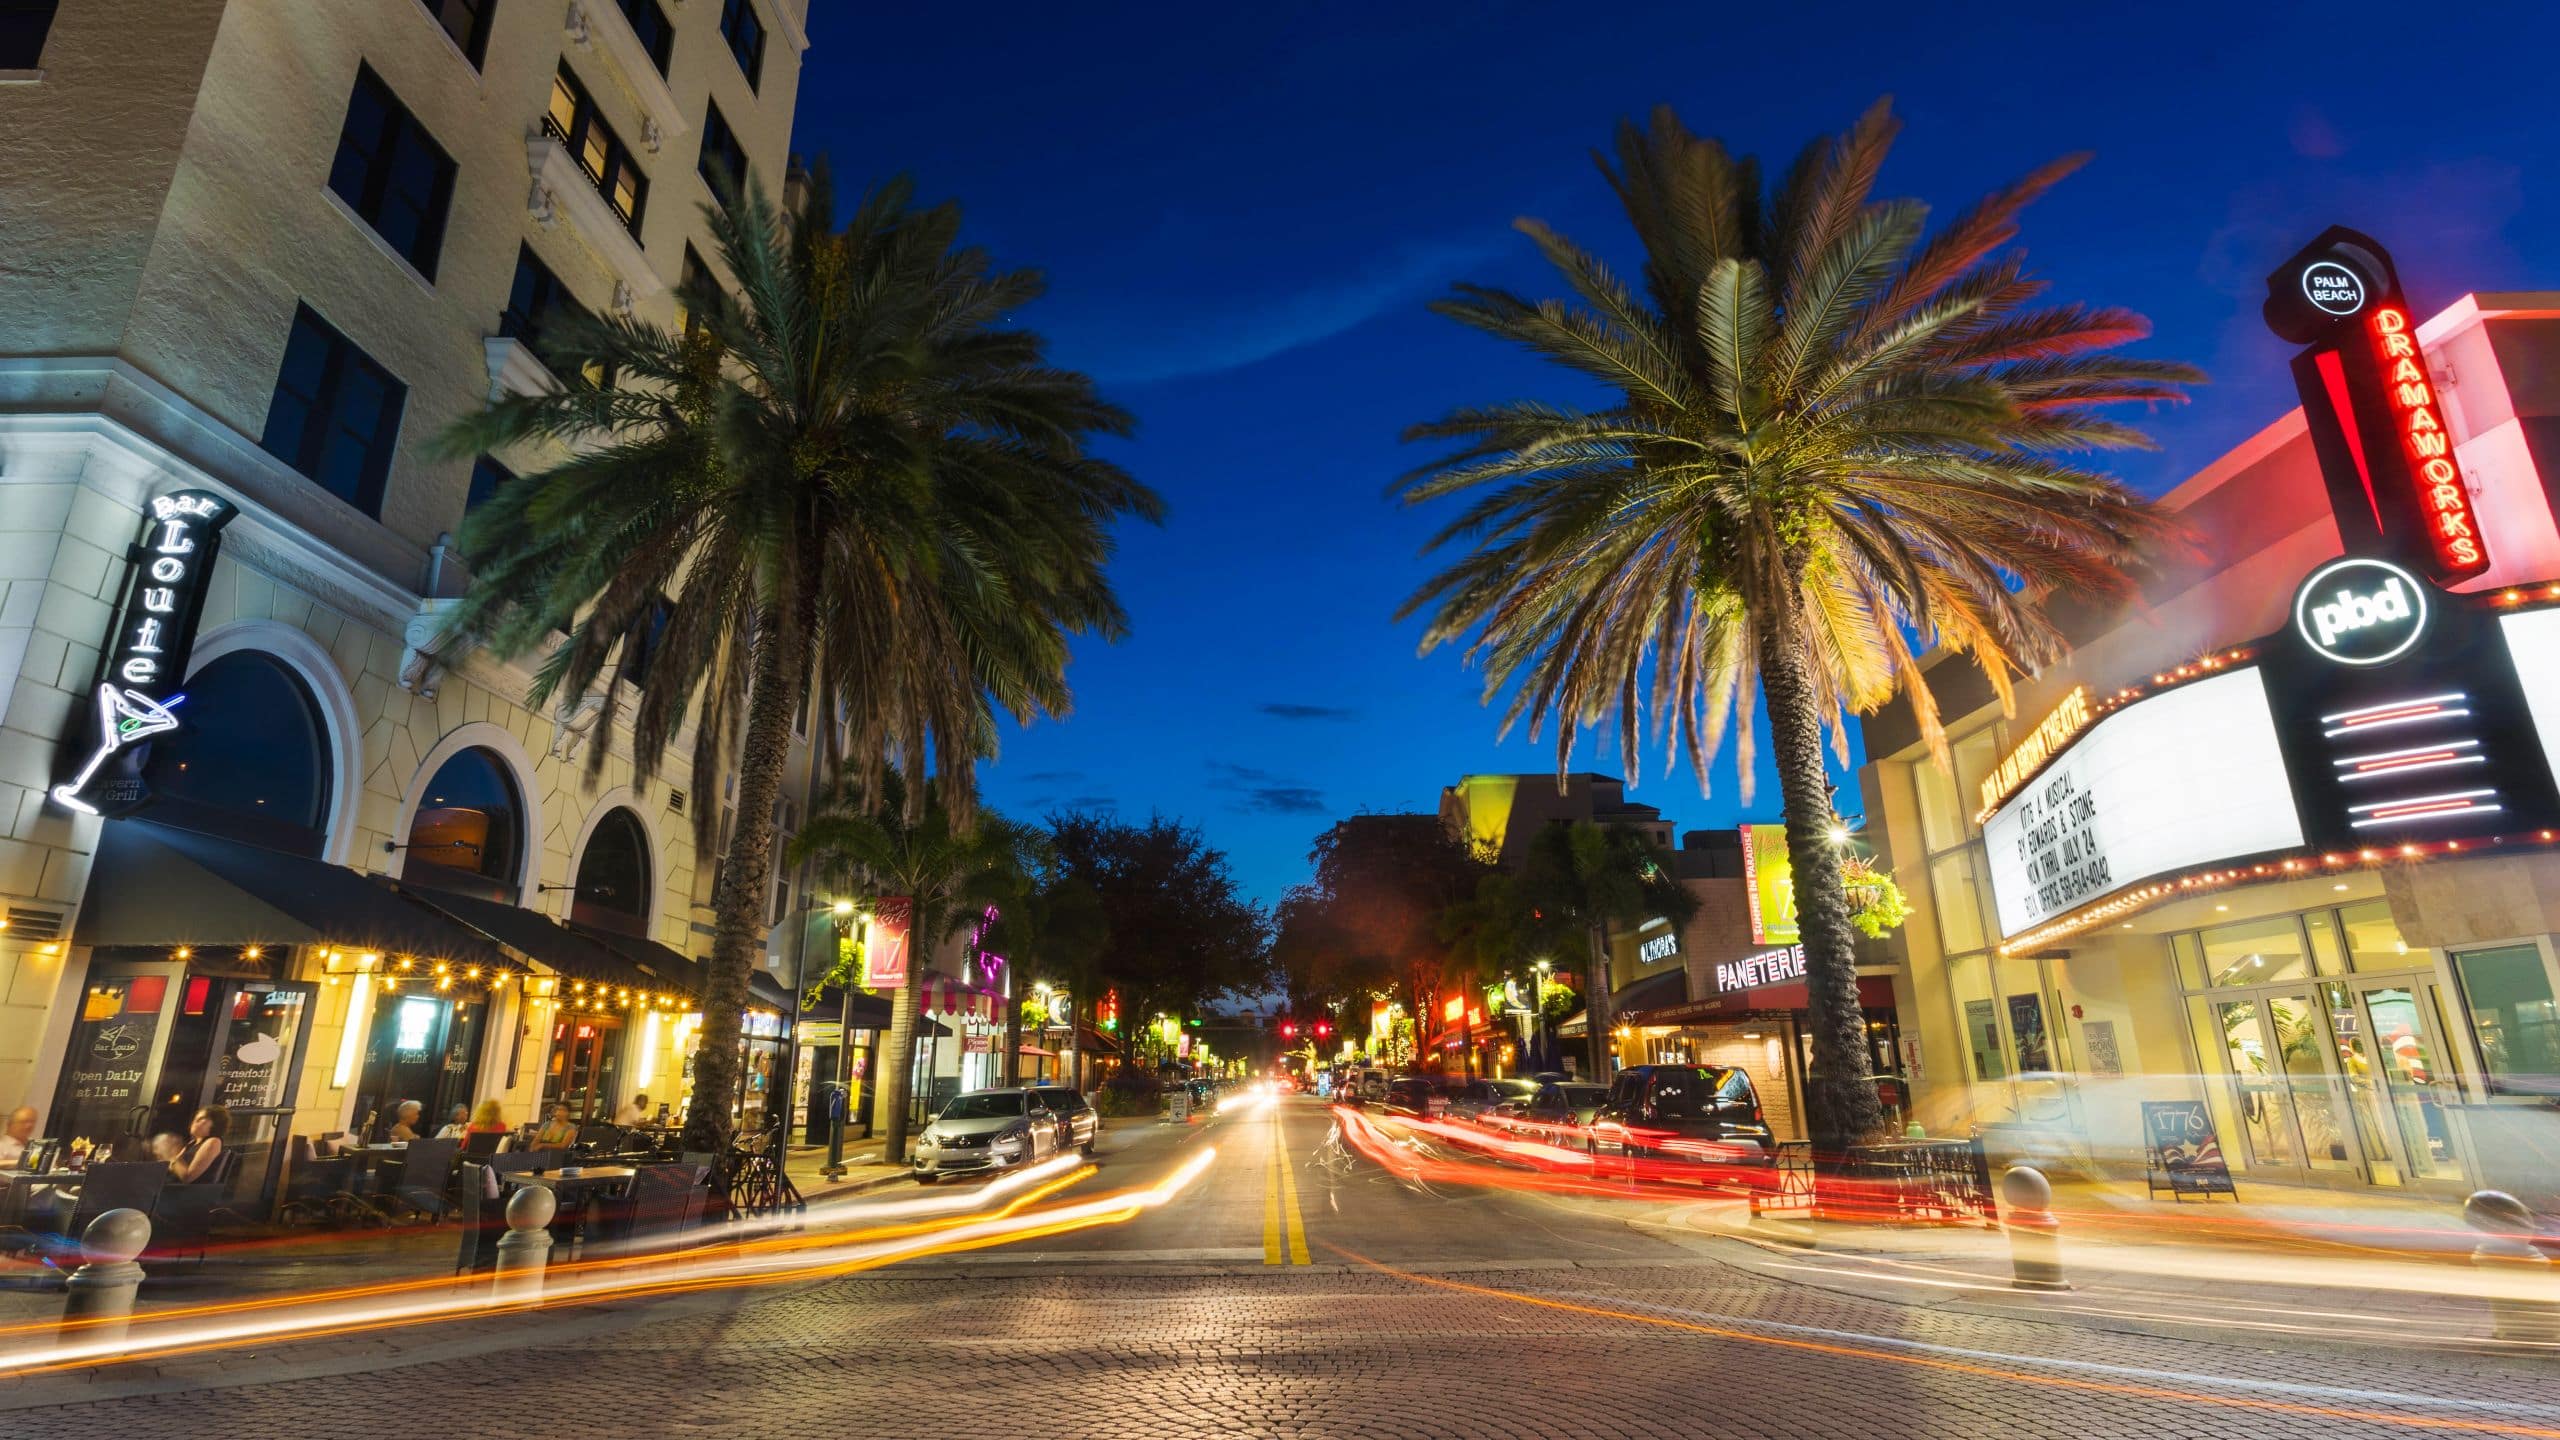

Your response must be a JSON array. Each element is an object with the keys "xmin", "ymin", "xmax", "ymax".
[
  {"xmin": 1507, "ymin": 822, "xmax": 1696, "ymax": 1080},
  {"xmin": 1398, "ymin": 102, "xmax": 2196, "ymax": 1154},
  {"xmin": 441, "ymin": 168, "xmax": 1159, "ymax": 1154},
  {"xmin": 791, "ymin": 773, "xmax": 1036, "ymax": 1161}
]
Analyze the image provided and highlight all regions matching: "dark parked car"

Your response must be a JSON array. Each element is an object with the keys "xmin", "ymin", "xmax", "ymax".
[
  {"xmin": 1438, "ymin": 1078, "xmax": 1534, "ymax": 1120},
  {"xmin": 1501, "ymin": 1081, "xmax": 1607, "ymax": 1129},
  {"xmin": 1381, "ymin": 1078, "xmax": 1449, "ymax": 1118},
  {"xmin": 1026, "ymin": 1084, "xmax": 1098, "ymax": 1155},
  {"xmin": 1587, "ymin": 1065, "xmax": 1776, "ymax": 1164}
]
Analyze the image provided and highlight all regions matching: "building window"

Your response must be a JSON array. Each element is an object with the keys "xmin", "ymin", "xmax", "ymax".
[
  {"xmin": 402, "ymin": 747, "xmax": 525, "ymax": 902},
  {"xmin": 2450, "ymin": 945, "xmax": 2560, "ymax": 1097},
  {"xmin": 500, "ymin": 245, "xmax": 593, "ymax": 352},
  {"xmin": 327, "ymin": 65, "xmax": 456, "ymax": 280},
  {"xmin": 717, "ymin": 0, "xmax": 764, "ymax": 89},
  {"xmin": 573, "ymin": 807, "xmax": 652, "ymax": 934},
  {"xmin": 678, "ymin": 244, "xmax": 715, "ymax": 337},
  {"xmin": 140, "ymin": 651, "xmax": 333, "ymax": 856},
  {"xmin": 465, "ymin": 456, "xmax": 513, "ymax": 516},
  {"xmin": 544, "ymin": 66, "xmax": 648, "ymax": 232},
  {"xmin": 617, "ymin": 597, "xmax": 674, "ymax": 691},
  {"xmin": 698, "ymin": 98, "xmax": 748, "ymax": 199},
  {"xmin": 617, "ymin": 0, "xmax": 674, "ymax": 75},
  {"xmin": 422, "ymin": 0, "xmax": 493, "ymax": 67},
  {"xmin": 0, "ymin": 0, "xmax": 57, "ymax": 69},
  {"xmin": 260, "ymin": 304, "xmax": 406, "ymax": 516}
]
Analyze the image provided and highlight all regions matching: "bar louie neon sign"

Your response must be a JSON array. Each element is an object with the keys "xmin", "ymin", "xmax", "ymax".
[{"xmin": 50, "ymin": 489, "xmax": 234, "ymax": 816}]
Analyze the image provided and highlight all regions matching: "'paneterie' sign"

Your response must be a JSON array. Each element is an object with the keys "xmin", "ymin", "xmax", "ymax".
[
  {"xmin": 1714, "ymin": 944, "xmax": 1806, "ymax": 995},
  {"xmin": 50, "ymin": 490, "xmax": 235, "ymax": 816}
]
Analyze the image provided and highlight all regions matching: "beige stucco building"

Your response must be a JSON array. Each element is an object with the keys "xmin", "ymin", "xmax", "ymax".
[{"xmin": 0, "ymin": 0, "xmax": 818, "ymax": 1206}]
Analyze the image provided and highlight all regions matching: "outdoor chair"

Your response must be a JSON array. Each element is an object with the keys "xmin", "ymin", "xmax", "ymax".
[
  {"xmin": 599, "ymin": 1163, "xmax": 710, "ymax": 1246},
  {"xmin": 574, "ymin": 1122, "xmax": 622, "ymax": 1155},
  {"xmin": 452, "ymin": 1162, "xmax": 505, "ymax": 1274},
  {"xmin": 461, "ymin": 1131, "xmax": 505, "ymax": 1156},
  {"xmin": 382, "ymin": 1138, "xmax": 461, "ymax": 1222},
  {"xmin": 488, "ymin": 1149, "xmax": 559, "ymax": 1177},
  {"xmin": 0, "ymin": 1162, "xmax": 168, "ymax": 1264},
  {"xmin": 277, "ymin": 1137, "xmax": 377, "ymax": 1228},
  {"xmin": 148, "ymin": 1149, "xmax": 240, "ymax": 1265}
]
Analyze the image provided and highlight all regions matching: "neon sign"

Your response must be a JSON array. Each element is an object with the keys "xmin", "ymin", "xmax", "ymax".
[
  {"xmin": 2368, "ymin": 306, "xmax": 2484, "ymax": 580},
  {"xmin": 51, "ymin": 489, "xmax": 234, "ymax": 816},
  {"xmin": 1975, "ymin": 685, "xmax": 2092, "ymax": 819}
]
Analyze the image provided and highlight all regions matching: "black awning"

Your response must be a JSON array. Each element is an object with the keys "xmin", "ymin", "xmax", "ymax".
[
  {"xmin": 394, "ymin": 884, "xmax": 679, "ymax": 997},
  {"xmin": 566, "ymin": 919, "xmax": 706, "ymax": 1004},
  {"xmin": 799, "ymin": 980, "xmax": 895, "ymax": 1029},
  {"xmin": 749, "ymin": 967, "xmax": 794, "ymax": 1011},
  {"xmin": 78, "ymin": 820, "xmax": 510, "ymax": 970},
  {"xmin": 1609, "ymin": 966, "xmax": 1688, "ymax": 1016}
]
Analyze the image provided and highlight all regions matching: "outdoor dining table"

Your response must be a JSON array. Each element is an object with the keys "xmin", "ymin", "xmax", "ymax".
[
  {"xmin": 500, "ymin": 1165, "xmax": 638, "ymax": 1248},
  {"xmin": 0, "ymin": 1170, "xmax": 60, "ymax": 1227}
]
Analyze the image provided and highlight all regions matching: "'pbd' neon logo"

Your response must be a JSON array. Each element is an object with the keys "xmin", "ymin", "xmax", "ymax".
[{"xmin": 2293, "ymin": 557, "xmax": 2428, "ymax": 666}]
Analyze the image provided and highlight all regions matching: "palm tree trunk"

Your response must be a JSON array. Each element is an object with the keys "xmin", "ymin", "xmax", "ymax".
[
  {"xmin": 877, "ymin": 959, "xmax": 922, "ymax": 1163},
  {"xmin": 684, "ymin": 603, "xmax": 802, "ymax": 1156},
  {"xmin": 1582, "ymin": 923, "xmax": 1611, "ymax": 1082},
  {"xmin": 1002, "ymin": 971, "xmax": 1024, "ymax": 1086},
  {"xmin": 1754, "ymin": 600, "xmax": 1884, "ymax": 1160}
]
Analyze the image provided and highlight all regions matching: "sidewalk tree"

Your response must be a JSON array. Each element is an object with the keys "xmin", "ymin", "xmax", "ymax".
[
  {"xmin": 440, "ymin": 168, "xmax": 1157, "ymax": 1155},
  {"xmin": 1397, "ymin": 101, "xmax": 2194, "ymax": 1153},
  {"xmin": 1506, "ymin": 821, "xmax": 1695, "ymax": 1080},
  {"xmin": 984, "ymin": 857, "xmax": 1107, "ymax": 1087},
  {"xmin": 1047, "ymin": 811, "xmax": 1272, "ymax": 1060},
  {"xmin": 792, "ymin": 773, "xmax": 1038, "ymax": 1162}
]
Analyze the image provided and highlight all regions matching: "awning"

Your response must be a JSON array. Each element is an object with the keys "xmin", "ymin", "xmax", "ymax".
[
  {"xmin": 798, "ymin": 982, "xmax": 894, "ymax": 1030},
  {"xmin": 1609, "ymin": 967, "xmax": 1688, "ymax": 1017},
  {"xmin": 395, "ymin": 883, "xmax": 676, "ymax": 998},
  {"xmin": 1622, "ymin": 974, "xmax": 1900, "ymax": 1028},
  {"xmin": 1560, "ymin": 1009, "xmax": 1589, "ymax": 1039},
  {"xmin": 749, "ymin": 967, "xmax": 794, "ymax": 1011},
  {"xmin": 78, "ymin": 821, "xmax": 509, "ymax": 970},
  {"xmin": 920, "ymin": 974, "xmax": 1001, "ymax": 1022},
  {"xmin": 1019, "ymin": 1044, "xmax": 1057, "ymax": 1058},
  {"xmin": 565, "ymin": 919, "xmax": 706, "ymax": 1005}
]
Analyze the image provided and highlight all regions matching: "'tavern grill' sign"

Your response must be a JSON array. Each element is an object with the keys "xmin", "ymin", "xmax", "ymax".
[{"xmin": 50, "ymin": 490, "xmax": 235, "ymax": 816}]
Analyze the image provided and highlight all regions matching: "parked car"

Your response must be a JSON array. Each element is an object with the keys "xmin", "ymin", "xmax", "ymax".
[
  {"xmin": 1382, "ymin": 1078, "xmax": 1450, "ymax": 1118},
  {"xmin": 911, "ymin": 1088, "xmax": 1071, "ymax": 1182},
  {"xmin": 1501, "ymin": 1081, "xmax": 1608, "ymax": 1129},
  {"xmin": 1441, "ymin": 1077, "xmax": 1539, "ymax": 1120},
  {"xmin": 1026, "ymin": 1084, "xmax": 1099, "ymax": 1155},
  {"xmin": 1587, "ymin": 1065, "xmax": 1776, "ymax": 1166}
]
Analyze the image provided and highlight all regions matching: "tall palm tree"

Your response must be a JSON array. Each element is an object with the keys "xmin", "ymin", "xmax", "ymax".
[
  {"xmin": 791, "ymin": 774, "xmax": 1036, "ymax": 1161},
  {"xmin": 1398, "ymin": 102, "xmax": 2196, "ymax": 1154},
  {"xmin": 442, "ymin": 169, "xmax": 1160, "ymax": 1154}
]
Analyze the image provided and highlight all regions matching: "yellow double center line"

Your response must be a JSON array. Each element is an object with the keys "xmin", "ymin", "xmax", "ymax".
[{"xmin": 1263, "ymin": 1105, "xmax": 1311, "ymax": 1265}]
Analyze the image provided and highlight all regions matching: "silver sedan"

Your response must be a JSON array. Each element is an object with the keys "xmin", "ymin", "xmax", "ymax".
[{"xmin": 911, "ymin": 1088, "xmax": 1070, "ymax": 1182}]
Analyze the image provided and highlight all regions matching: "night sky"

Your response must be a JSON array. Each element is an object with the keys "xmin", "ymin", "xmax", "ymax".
[{"xmin": 794, "ymin": 1, "xmax": 2560, "ymax": 906}]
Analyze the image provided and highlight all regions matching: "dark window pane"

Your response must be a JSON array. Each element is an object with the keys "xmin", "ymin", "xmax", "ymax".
[
  {"xmin": 466, "ymin": 457, "xmax": 513, "ymax": 516},
  {"xmin": 405, "ymin": 747, "xmax": 524, "ymax": 900},
  {"xmin": 427, "ymin": 0, "xmax": 492, "ymax": 67},
  {"xmin": 546, "ymin": 65, "xmax": 647, "ymax": 233},
  {"xmin": 617, "ymin": 0, "xmax": 673, "ymax": 74},
  {"xmin": 0, "ymin": 0, "xmax": 58, "ymax": 69},
  {"xmin": 260, "ymin": 305, "xmax": 404, "ymax": 517},
  {"xmin": 141, "ymin": 651, "xmax": 331, "ymax": 855},
  {"xmin": 698, "ymin": 100, "xmax": 747, "ymax": 198},
  {"xmin": 719, "ymin": 0, "xmax": 763, "ymax": 88},
  {"xmin": 618, "ymin": 597, "xmax": 674, "ymax": 691},
  {"xmin": 574, "ymin": 808, "xmax": 652, "ymax": 923},
  {"xmin": 327, "ymin": 65, "xmax": 454, "ymax": 279}
]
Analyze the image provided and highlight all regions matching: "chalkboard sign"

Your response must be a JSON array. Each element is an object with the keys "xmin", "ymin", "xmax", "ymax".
[{"xmin": 2142, "ymin": 1099, "xmax": 2238, "ymax": 1200}]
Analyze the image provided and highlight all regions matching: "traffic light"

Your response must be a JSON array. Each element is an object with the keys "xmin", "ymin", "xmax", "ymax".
[
  {"xmin": 1280, "ymin": 1021, "xmax": 1297, "ymax": 1039},
  {"xmin": 1314, "ymin": 1020, "xmax": 1332, "ymax": 1038}
]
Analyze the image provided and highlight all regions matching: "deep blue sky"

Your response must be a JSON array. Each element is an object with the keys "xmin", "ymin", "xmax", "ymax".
[{"xmin": 795, "ymin": 1, "xmax": 2560, "ymax": 907}]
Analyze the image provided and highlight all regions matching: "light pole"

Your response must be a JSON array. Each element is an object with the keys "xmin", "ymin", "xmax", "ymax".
[{"xmin": 821, "ymin": 900, "xmax": 862, "ymax": 1181}]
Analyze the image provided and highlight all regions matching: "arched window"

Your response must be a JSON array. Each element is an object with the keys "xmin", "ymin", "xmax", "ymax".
[
  {"xmin": 142, "ymin": 650, "xmax": 330, "ymax": 855},
  {"xmin": 571, "ymin": 807, "xmax": 650, "ymax": 934},
  {"xmin": 401, "ymin": 747, "xmax": 525, "ymax": 901}
]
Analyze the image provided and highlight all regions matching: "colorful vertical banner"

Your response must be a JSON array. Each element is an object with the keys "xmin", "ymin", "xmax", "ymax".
[
  {"xmin": 1739, "ymin": 823, "xmax": 1799, "ymax": 945},
  {"xmin": 861, "ymin": 898, "xmax": 912, "ymax": 990}
]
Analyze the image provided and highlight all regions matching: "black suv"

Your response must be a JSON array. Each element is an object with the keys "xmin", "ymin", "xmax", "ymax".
[{"xmin": 1588, "ymin": 1064, "xmax": 1776, "ymax": 1163}]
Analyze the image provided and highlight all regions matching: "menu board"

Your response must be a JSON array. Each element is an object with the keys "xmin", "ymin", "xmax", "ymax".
[{"xmin": 1982, "ymin": 669, "xmax": 2305, "ymax": 938}]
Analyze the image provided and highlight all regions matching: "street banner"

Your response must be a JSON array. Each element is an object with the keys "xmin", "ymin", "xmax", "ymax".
[
  {"xmin": 862, "ymin": 898, "xmax": 912, "ymax": 990},
  {"xmin": 1740, "ymin": 824, "xmax": 1799, "ymax": 945},
  {"xmin": 2141, "ymin": 1099, "xmax": 2238, "ymax": 1199}
]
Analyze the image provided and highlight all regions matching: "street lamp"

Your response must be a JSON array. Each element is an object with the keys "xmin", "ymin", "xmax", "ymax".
[{"xmin": 820, "ymin": 902, "xmax": 866, "ymax": 1181}]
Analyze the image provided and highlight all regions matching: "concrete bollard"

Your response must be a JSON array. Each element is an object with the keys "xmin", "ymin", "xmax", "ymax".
[
  {"xmin": 1999, "ymin": 1165, "xmax": 2068, "ymax": 1292},
  {"xmin": 2464, "ymin": 1190, "xmax": 2560, "ymax": 1344},
  {"xmin": 61, "ymin": 1208, "xmax": 152, "ymax": 1348},
  {"xmin": 491, "ymin": 1185, "xmax": 557, "ymax": 1302}
]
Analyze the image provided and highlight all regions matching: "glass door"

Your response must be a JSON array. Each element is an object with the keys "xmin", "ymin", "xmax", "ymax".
[
  {"xmin": 2339, "ymin": 980, "xmax": 2462, "ymax": 1185},
  {"xmin": 2202, "ymin": 987, "xmax": 2357, "ymax": 1175}
]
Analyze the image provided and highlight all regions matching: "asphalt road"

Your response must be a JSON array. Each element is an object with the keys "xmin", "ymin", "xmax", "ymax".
[{"xmin": 2, "ymin": 1094, "xmax": 2553, "ymax": 1439}]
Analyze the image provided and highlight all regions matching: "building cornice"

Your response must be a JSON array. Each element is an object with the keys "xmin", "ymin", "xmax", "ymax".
[{"xmin": 525, "ymin": 134, "xmax": 666, "ymax": 311}]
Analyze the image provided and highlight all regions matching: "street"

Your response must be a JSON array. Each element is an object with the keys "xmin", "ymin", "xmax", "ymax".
[{"xmin": 2, "ymin": 1096, "xmax": 2553, "ymax": 1439}]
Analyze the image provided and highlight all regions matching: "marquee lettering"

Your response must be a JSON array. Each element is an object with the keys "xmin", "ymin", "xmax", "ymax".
[{"xmin": 2370, "ymin": 306, "xmax": 2486, "ymax": 579}]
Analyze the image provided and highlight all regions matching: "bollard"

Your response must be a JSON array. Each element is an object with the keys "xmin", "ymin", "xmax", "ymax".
[
  {"xmin": 492, "ymin": 1185, "xmax": 557, "ymax": 1302},
  {"xmin": 2464, "ymin": 1190, "xmax": 2560, "ymax": 1344},
  {"xmin": 60, "ymin": 1208, "xmax": 152, "ymax": 1348},
  {"xmin": 1999, "ymin": 1165, "xmax": 2068, "ymax": 1292}
]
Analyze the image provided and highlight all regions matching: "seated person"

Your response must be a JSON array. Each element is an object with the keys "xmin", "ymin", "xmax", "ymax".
[
  {"xmin": 0, "ymin": 1105, "xmax": 35, "ymax": 1168},
  {"xmin": 147, "ymin": 1132, "xmax": 184, "ymax": 1164},
  {"xmin": 433, "ymin": 1103, "xmax": 472, "ymax": 1139},
  {"xmin": 464, "ymin": 1099, "xmax": 509, "ymax": 1139},
  {"xmin": 615, "ymin": 1093, "xmax": 651, "ymax": 1128},
  {"xmin": 169, "ymin": 1106, "xmax": 228, "ymax": 1183},
  {"xmin": 531, "ymin": 1102, "xmax": 578, "ymax": 1150},
  {"xmin": 385, "ymin": 1101, "xmax": 425, "ymax": 1142}
]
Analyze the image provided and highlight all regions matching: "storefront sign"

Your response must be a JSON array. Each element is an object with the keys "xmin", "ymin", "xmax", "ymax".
[
  {"xmin": 50, "ymin": 489, "xmax": 236, "ymax": 816},
  {"xmin": 2266, "ymin": 227, "xmax": 2488, "ymax": 586},
  {"xmin": 1739, "ymin": 824, "xmax": 1798, "ymax": 945},
  {"xmin": 1637, "ymin": 931, "xmax": 1679, "ymax": 964},
  {"xmin": 2294, "ymin": 557, "xmax": 2428, "ymax": 666},
  {"xmin": 1977, "ymin": 686, "xmax": 2092, "ymax": 819},
  {"xmin": 861, "ymin": 899, "xmax": 911, "ymax": 989},
  {"xmin": 1982, "ymin": 669, "xmax": 2305, "ymax": 938},
  {"xmin": 1713, "ymin": 944, "xmax": 1806, "ymax": 995},
  {"xmin": 2140, "ymin": 1099, "xmax": 2237, "ymax": 1198}
]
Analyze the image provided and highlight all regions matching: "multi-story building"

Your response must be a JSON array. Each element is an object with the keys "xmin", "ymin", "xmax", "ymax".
[
  {"xmin": 1859, "ymin": 257, "xmax": 2560, "ymax": 1200},
  {"xmin": 0, "ymin": 0, "xmax": 814, "ymax": 1207}
]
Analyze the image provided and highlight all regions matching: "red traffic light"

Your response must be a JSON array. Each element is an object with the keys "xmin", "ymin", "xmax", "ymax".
[
  {"xmin": 1280, "ymin": 1021, "xmax": 1297, "ymax": 1039},
  {"xmin": 1314, "ymin": 1020, "xmax": 1332, "ymax": 1037}
]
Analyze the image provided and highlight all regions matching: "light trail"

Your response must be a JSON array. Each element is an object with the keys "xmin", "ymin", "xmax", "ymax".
[
  {"xmin": 1327, "ymin": 1242, "xmax": 2560, "ymax": 1438},
  {"xmin": 0, "ymin": 1149, "xmax": 1214, "ymax": 1377}
]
